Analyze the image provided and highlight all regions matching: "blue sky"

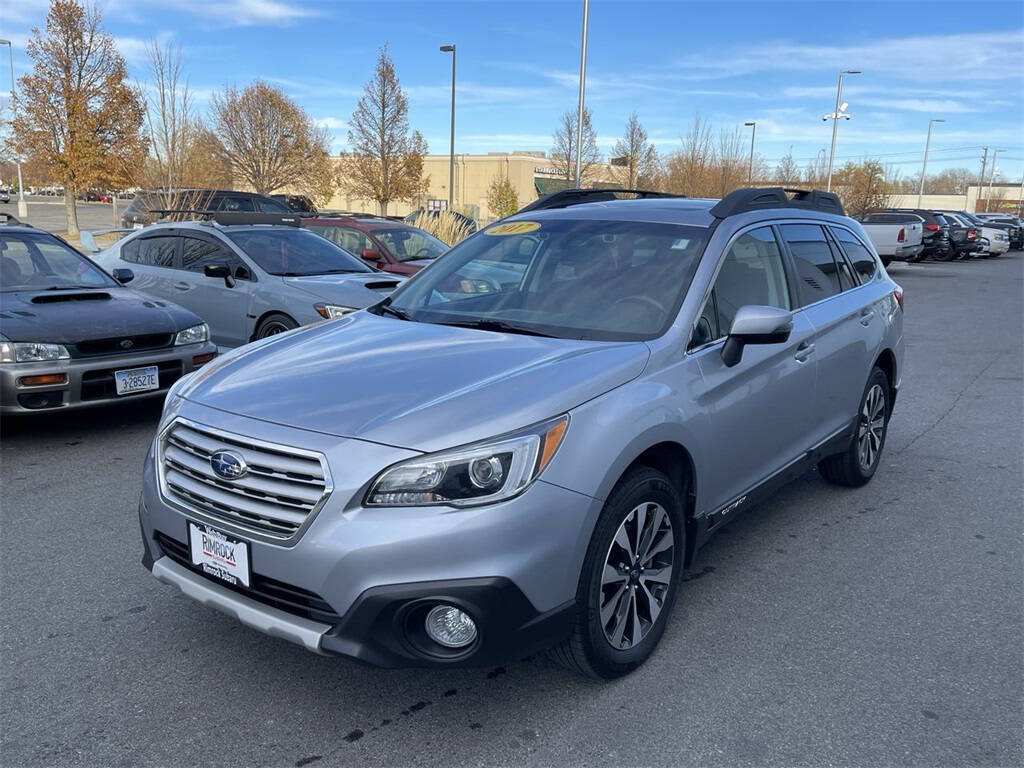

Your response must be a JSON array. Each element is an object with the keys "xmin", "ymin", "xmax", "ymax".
[{"xmin": 4, "ymin": 0, "xmax": 1023, "ymax": 184}]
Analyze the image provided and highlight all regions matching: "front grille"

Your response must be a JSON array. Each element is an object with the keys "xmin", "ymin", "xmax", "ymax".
[
  {"xmin": 160, "ymin": 420, "xmax": 330, "ymax": 539},
  {"xmin": 80, "ymin": 359, "xmax": 183, "ymax": 401},
  {"xmin": 154, "ymin": 531, "xmax": 341, "ymax": 624},
  {"xmin": 74, "ymin": 333, "xmax": 173, "ymax": 357}
]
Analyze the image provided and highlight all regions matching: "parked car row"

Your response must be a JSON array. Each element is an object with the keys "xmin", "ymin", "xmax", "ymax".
[{"xmin": 857, "ymin": 208, "xmax": 1022, "ymax": 263}]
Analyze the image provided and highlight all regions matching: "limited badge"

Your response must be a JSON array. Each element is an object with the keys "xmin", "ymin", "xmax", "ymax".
[{"xmin": 485, "ymin": 221, "xmax": 541, "ymax": 236}]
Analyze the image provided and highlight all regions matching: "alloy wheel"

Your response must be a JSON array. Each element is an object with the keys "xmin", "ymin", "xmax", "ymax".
[
  {"xmin": 600, "ymin": 502, "xmax": 675, "ymax": 650},
  {"xmin": 858, "ymin": 384, "xmax": 886, "ymax": 471},
  {"xmin": 258, "ymin": 322, "xmax": 289, "ymax": 338}
]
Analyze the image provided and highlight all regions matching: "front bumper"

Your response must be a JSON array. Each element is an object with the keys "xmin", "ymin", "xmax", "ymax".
[
  {"xmin": 139, "ymin": 402, "xmax": 599, "ymax": 667},
  {"xmin": 0, "ymin": 342, "xmax": 217, "ymax": 414}
]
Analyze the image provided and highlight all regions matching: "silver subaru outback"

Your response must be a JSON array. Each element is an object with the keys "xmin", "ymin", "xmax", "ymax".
[{"xmin": 139, "ymin": 188, "xmax": 904, "ymax": 679}]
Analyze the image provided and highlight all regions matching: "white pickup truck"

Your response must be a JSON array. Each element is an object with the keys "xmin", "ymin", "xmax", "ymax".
[{"xmin": 857, "ymin": 212, "xmax": 925, "ymax": 265}]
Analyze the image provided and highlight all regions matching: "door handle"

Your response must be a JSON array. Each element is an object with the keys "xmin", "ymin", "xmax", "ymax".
[
  {"xmin": 794, "ymin": 341, "xmax": 815, "ymax": 362},
  {"xmin": 860, "ymin": 309, "xmax": 875, "ymax": 326},
  {"xmin": 172, "ymin": 281, "xmax": 191, "ymax": 291}
]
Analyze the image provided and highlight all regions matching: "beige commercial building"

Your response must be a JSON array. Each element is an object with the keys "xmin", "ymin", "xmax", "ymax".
[{"xmin": 325, "ymin": 152, "xmax": 622, "ymax": 222}]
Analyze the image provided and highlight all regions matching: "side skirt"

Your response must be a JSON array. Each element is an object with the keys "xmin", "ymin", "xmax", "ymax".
[{"xmin": 693, "ymin": 426, "xmax": 854, "ymax": 551}]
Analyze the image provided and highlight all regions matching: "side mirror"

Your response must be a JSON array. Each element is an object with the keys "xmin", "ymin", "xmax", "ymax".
[
  {"xmin": 361, "ymin": 248, "xmax": 383, "ymax": 262},
  {"xmin": 721, "ymin": 305, "xmax": 793, "ymax": 368},
  {"xmin": 112, "ymin": 268, "xmax": 134, "ymax": 284},
  {"xmin": 204, "ymin": 263, "xmax": 235, "ymax": 288}
]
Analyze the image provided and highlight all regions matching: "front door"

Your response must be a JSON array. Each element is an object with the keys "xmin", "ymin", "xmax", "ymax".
[
  {"xmin": 172, "ymin": 235, "xmax": 253, "ymax": 349},
  {"xmin": 689, "ymin": 225, "xmax": 818, "ymax": 514}
]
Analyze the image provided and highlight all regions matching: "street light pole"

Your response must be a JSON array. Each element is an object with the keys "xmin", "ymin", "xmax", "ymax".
[
  {"xmin": 440, "ymin": 45, "xmax": 456, "ymax": 212},
  {"xmin": 574, "ymin": 0, "xmax": 589, "ymax": 188},
  {"xmin": 0, "ymin": 39, "xmax": 27, "ymax": 218},
  {"xmin": 825, "ymin": 69, "xmax": 860, "ymax": 192},
  {"xmin": 744, "ymin": 121, "xmax": 756, "ymax": 184},
  {"xmin": 916, "ymin": 118, "xmax": 944, "ymax": 208}
]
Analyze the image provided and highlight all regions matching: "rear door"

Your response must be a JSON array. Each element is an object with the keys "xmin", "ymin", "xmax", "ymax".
[
  {"xmin": 780, "ymin": 223, "xmax": 884, "ymax": 445},
  {"xmin": 689, "ymin": 224, "xmax": 818, "ymax": 513},
  {"xmin": 119, "ymin": 233, "xmax": 180, "ymax": 300},
  {"xmin": 175, "ymin": 234, "xmax": 254, "ymax": 348}
]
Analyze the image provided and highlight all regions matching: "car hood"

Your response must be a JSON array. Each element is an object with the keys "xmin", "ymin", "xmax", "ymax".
[
  {"xmin": 180, "ymin": 312, "xmax": 650, "ymax": 452},
  {"xmin": 284, "ymin": 272, "xmax": 404, "ymax": 307},
  {"xmin": 0, "ymin": 287, "xmax": 201, "ymax": 344}
]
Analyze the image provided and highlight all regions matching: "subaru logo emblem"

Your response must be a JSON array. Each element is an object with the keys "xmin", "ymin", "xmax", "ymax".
[
  {"xmin": 210, "ymin": 450, "xmax": 247, "ymax": 480},
  {"xmin": 119, "ymin": 339, "xmax": 134, "ymax": 349}
]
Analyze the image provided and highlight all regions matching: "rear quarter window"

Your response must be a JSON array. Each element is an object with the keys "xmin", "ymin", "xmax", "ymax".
[{"xmin": 831, "ymin": 227, "xmax": 877, "ymax": 282}]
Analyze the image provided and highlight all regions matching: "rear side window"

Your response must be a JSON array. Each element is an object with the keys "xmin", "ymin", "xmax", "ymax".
[
  {"xmin": 780, "ymin": 224, "xmax": 846, "ymax": 304},
  {"xmin": 124, "ymin": 235, "xmax": 177, "ymax": 267},
  {"xmin": 831, "ymin": 227, "xmax": 877, "ymax": 282},
  {"xmin": 256, "ymin": 197, "xmax": 289, "ymax": 213},
  {"xmin": 220, "ymin": 196, "xmax": 255, "ymax": 212},
  {"xmin": 691, "ymin": 226, "xmax": 790, "ymax": 347}
]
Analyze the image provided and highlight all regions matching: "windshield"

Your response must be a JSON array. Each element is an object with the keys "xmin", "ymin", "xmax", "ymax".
[
  {"xmin": 374, "ymin": 218, "xmax": 709, "ymax": 341},
  {"xmin": 225, "ymin": 228, "xmax": 373, "ymax": 276},
  {"xmin": 371, "ymin": 227, "xmax": 447, "ymax": 262},
  {"xmin": 1, "ymin": 231, "xmax": 114, "ymax": 292}
]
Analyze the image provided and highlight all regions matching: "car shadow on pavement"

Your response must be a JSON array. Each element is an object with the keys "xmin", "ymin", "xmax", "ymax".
[{"xmin": 0, "ymin": 398, "xmax": 163, "ymax": 442}]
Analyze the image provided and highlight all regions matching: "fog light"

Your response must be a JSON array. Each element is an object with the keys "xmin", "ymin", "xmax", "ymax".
[{"xmin": 424, "ymin": 605, "xmax": 477, "ymax": 648}]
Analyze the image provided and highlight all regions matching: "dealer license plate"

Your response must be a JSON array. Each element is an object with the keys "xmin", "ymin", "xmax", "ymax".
[{"xmin": 188, "ymin": 522, "xmax": 250, "ymax": 588}]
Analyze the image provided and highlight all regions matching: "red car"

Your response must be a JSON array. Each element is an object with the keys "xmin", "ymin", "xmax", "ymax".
[{"xmin": 302, "ymin": 213, "xmax": 449, "ymax": 276}]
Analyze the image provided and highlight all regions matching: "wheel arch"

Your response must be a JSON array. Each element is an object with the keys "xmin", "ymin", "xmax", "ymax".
[
  {"xmin": 250, "ymin": 310, "xmax": 298, "ymax": 342},
  {"xmin": 873, "ymin": 347, "xmax": 897, "ymax": 407}
]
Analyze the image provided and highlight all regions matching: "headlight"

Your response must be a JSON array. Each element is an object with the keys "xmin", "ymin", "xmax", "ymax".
[
  {"xmin": 366, "ymin": 415, "xmax": 569, "ymax": 507},
  {"xmin": 315, "ymin": 303, "xmax": 357, "ymax": 320},
  {"xmin": 0, "ymin": 341, "xmax": 71, "ymax": 363},
  {"xmin": 174, "ymin": 323, "xmax": 209, "ymax": 346}
]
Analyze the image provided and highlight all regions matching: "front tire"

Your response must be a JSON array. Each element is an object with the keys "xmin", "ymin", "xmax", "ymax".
[
  {"xmin": 550, "ymin": 467, "xmax": 685, "ymax": 679},
  {"xmin": 819, "ymin": 366, "xmax": 890, "ymax": 487},
  {"xmin": 255, "ymin": 312, "xmax": 298, "ymax": 339}
]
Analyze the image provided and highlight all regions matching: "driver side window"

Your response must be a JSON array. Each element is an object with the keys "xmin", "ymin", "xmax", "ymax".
[{"xmin": 690, "ymin": 227, "xmax": 791, "ymax": 349}]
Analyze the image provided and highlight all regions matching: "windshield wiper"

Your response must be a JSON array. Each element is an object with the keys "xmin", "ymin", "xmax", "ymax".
[
  {"xmin": 375, "ymin": 298, "xmax": 410, "ymax": 321},
  {"xmin": 433, "ymin": 318, "xmax": 555, "ymax": 337}
]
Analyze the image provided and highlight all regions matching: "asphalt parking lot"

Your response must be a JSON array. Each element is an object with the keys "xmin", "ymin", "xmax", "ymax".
[
  {"xmin": 4, "ymin": 196, "xmax": 119, "ymax": 234},
  {"xmin": 1, "ymin": 254, "xmax": 1022, "ymax": 768}
]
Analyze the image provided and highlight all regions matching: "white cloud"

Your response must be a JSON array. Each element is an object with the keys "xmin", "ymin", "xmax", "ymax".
[{"xmin": 673, "ymin": 30, "xmax": 1024, "ymax": 82}]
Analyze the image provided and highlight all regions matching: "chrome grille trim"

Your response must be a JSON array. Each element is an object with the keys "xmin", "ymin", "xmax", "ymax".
[{"xmin": 157, "ymin": 417, "xmax": 333, "ymax": 543}]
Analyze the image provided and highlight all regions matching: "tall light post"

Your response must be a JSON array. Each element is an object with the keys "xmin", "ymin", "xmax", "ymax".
[
  {"xmin": 744, "ymin": 121, "xmax": 756, "ymax": 184},
  {"xmin": 574, "ymin": 0, "xmax": 590, "ymax": 188},
  {"xmin": 824, "ymin": 69, "xmax": 860, "ymax": 192},
  {"xmin": 0, "ymin": 39, "xmax": 27, "ymax": 218},
  {"xmin": 985, "ymin": 148, "xmax": 1005, "ymax": 213},
  {"xmin": 916, "ymin": 118, "xmax": 944, "ymax": 207},
  {"xmin": 439, "ymin": 45, "xmax": 456, "ymax": 211}
]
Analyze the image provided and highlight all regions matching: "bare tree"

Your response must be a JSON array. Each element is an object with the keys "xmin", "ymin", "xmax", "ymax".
[
  {"xmin": 212, "ymin": 81, "xmax": 335, "ymax": 202},
  {"xmin": 611, "ymin": 111, "xmax": 659, "ymax": 189},
  {"xmin": 551, "ymin": 107, "xmax": 600, "ymax": 184},
  {"xmin": 662, "ymin": 116, "xmax": 714, "ymax": 196},
  {"xmin": 336, "ymin": 47, "xmax": 428, "ymax": 215},
  {"xmin": 713, "ymin": 127, "xmax": 748, "ymax": 196},
  {"xmin": 775, "ymin": 150, "xmax": 801, "ymax": 185},
  {"xmin": 832, "ymin": 159, "xmax": 896, "ymax": 216},
  {"xmin": 927, "ymin": 167, "xmax": 974, "ymax": 195},
  {"xmin": 10, "ymin": 0, "xmax": 147, "ymax": 235}
]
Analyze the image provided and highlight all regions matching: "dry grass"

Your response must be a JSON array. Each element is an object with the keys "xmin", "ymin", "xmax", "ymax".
[{"xmin": 411, "ymin": 210, "xmax": 472, "ymax": 246}]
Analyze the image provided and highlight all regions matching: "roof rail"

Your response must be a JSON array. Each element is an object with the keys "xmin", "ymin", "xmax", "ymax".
[
  {"xmin": 517, "ymin": 187, "xmax": 684, "ymax": 214},
  {"xmin": 709, "ymin": 187, "xmax": 845, "ymax": 219},
  {"xmin": 150, "ymin": 209, "xmax": 301, "ymax": 227}
]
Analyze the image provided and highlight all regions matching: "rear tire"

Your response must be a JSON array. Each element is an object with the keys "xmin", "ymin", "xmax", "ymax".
[
  {"xmin": 550, "ymin": 467, "xmax": 685, "ymax": 679},
  {"xmin": 818, "ymin": 366, "xmax": 890, "ymax": 488},
  {"xmin": 255, "ymin": 313, "xmax": 298, "ymax": 339},
  {"xmin": 932, "ymin": 247, "xmax": 955, "ymax": 262}
]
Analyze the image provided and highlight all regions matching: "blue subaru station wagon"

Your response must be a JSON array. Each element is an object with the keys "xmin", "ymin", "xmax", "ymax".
[{"xmin": 138, "ymin": 188, "xmax": 904, "ymax": 678}]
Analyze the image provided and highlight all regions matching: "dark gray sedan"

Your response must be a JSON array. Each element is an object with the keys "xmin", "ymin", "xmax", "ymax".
[{"xmin": 0, "ymin": 222, "xmax": 217, "ymax": 414}]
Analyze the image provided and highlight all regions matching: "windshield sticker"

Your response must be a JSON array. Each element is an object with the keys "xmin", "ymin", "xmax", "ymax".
[{"xmin": 485, "ymin": 221, "xmax": 541, "ymax": 236}]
